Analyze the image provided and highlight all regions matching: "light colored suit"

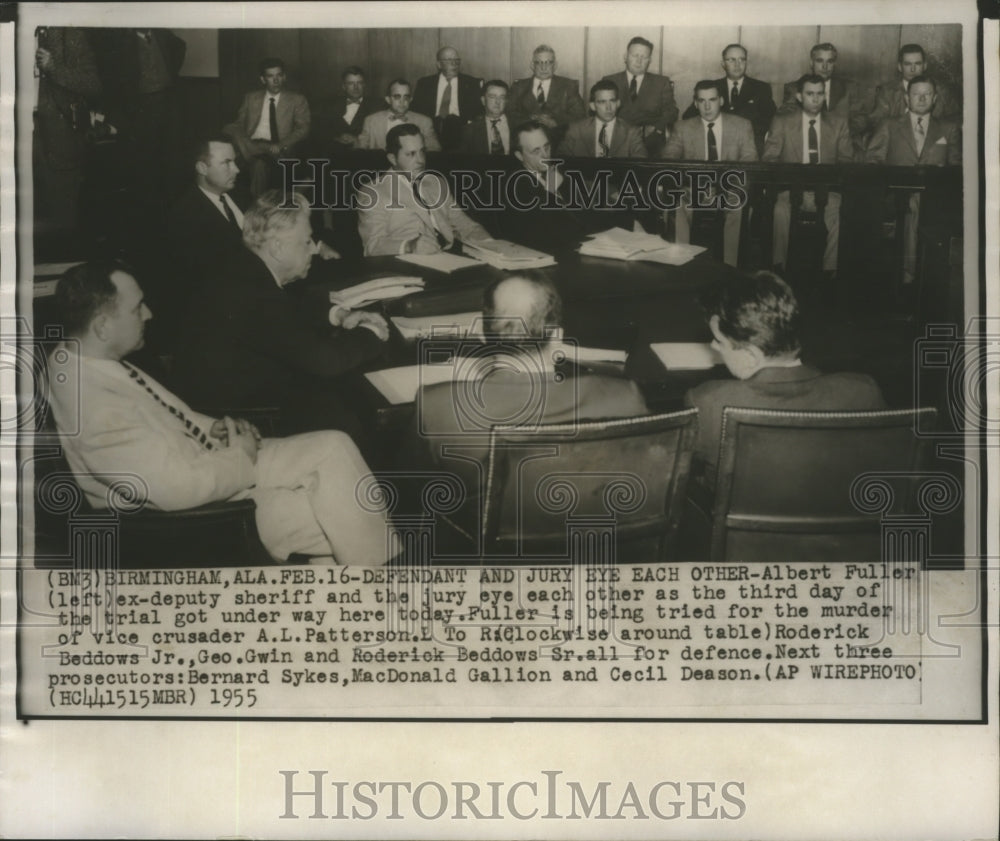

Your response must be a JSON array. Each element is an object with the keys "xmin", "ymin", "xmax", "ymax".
[
  {"xmin": 357, "ymin": 110, "xmax": 441, "ymax": 151},
  {"xmin": 47, "ymin": 349, "xmax": 394, "ymax": 564},
  {"xmin": 663, "ymin": 114, "xmax": 757, "ymax": 266},
  {"xmin": 358, "ymin": 170, "xmax": 488, "ymax": 256},
  {"xmin": 558, "ymin": 117, "xmax": 647, "ymax": 158},
  {"xmin": 869, "ymin": 78, "xmax": 960, "ymax": 129}
]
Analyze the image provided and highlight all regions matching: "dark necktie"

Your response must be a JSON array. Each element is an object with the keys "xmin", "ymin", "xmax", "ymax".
[
  {"xmin": 808, "ymin": 118, "xmax": 819, "ymax": 164},
  {"xmin": 536, "ymin": 83, "xmax": 545, "ymax": 106},
  {"xmin": 629, "ymin": 76, "xmax": 638, "ymax": 103},
  {"xmin": 438, "ymin": 80, "xmax": 452, "ymax": 119},
  {"xmin": 707, "ymin": 121, "xmax": 718, "ymax": 161},
  {"xmin": 219, "ymin": 194, "xmax": 239, "ymax": 230},
  {"xmin": 598, "ymin": 123, "xmax": 609, "ymax": 157},
  {"xmin": 731, "ymin": 82, "xmax": 739, "ymax": 105},
  {"xmin": 269, "ymin": 96, "xmax": 278, "ymax": 142},
  {"xmin": 490, "ymin": 119, "xmax": 504, "ymax": 154},
  {"xmin": 121, "ymin": 362, "xmax": 216, "ymax": 450}
]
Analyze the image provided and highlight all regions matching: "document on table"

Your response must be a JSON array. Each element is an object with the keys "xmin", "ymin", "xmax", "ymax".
[
  {"xmin": 390, "ymin": 311, "xmax": 481, "ymax": 340},
  {"xmin": 650, "ymin": 342, "xmax": 724, "ymax": 370},
  {"xmin": 397, "ymin": 252, "xmax": 483, "ymax": 272}
]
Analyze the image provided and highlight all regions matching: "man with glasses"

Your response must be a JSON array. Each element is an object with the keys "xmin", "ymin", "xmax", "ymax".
[
  {"xmin": 507, "ymin": 44, "xmax": 585, "ymax": 146},
  {"xmin": 412, "ymin": 46, "xmax": 484, "ymax": 152}
]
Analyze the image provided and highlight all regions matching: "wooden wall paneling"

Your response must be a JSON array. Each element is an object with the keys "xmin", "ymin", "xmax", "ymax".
[
  {"xmin": 900, "ymin": 23, "xmax": 963, "ymax": 93},
  {"xmin": 365, "ymin": 28, "xmax": 441, "ymax": 103},
  {"xmin": 509, "ymin": 28, "xmax": 587, "ymax": 86},
  {"xmin": 661, "ymin": 26, "xmax": 740, "ymax": 113},
  {"xmin": 299, "ymin": 28, "xmax": 369, "ymax": 105},
  {"xmin": 583, "ymin": 27, "xmax": 644, "ymax": 97},
  {"xmin": 739, "ymin": 26, "xmax": 819, "ymax": 108},
  {"xmin": 440, "ymin": 27, "xmax": 513, "ymax": 87},
  {"xmin": 819, "ymin": 25, "xmax": 900, "ymax": 100}
]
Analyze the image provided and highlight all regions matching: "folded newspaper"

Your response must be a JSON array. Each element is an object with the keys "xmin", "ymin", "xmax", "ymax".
[
  {"xmin": 579, "ymin": 227, "xmax": 706, "ymax": 265},
  {"xmin": 462, "ymin": 238, "xmax": 557, "ymax": 269}
]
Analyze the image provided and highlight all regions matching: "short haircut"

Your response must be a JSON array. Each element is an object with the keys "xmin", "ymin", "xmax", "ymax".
[
  {"xmin": 513, "ymin": 118, "xmax": 550, "ymax": 152},
  {"xmin": 810, "ymin": 42, "xmax": 837, "ymax": 60},
  {"xmin": 483, "ymin": 79, "xmax": 509, "ymax": 94},
  {"xmin": 385, "ymin": 78, "xmax": 410, "ymax": 96},
  {"xmin": 386, "ymin": 122, "xmax": 423, "ymax": 155},
  {"xmin": 589, "ymin": 79, "xmax": 619, "ymax": 101},
  {"xmin": 709, "ymin": 271, "xmax": 801, "ymax": 358},
  {"xmin": 533, "ymin": 44, "xmax": 556, "ymax": 59},
  {"xmin": 907, "ymin": 74, "xmax": 937, "ymax": 92},
  {"xmin": 258, "ymin": 57, "xmax": 285, "ymax": 75},
  {"xmin": 242, "ymin": 190, "xmax": 310, "ymax": 251},
  {"xmin": 722, "ymin": 43, "xmax": 747, "ymax": 59},
  {"xmin": 436, "ymin": 45, "xmax": 458, "ymax": 61},
  {"xmin": 192, "ymin": 133, "xmax": 235, "ymax": 167},
  {"xmin": 482, "ymin": 271, "xmax": 563, "ymax": 340},
  {"xmin": 797, "ymin": 73, "xmax": 826, "ymax": 92},
  {"xmin": 56, "ymin": 259, "xmax": 134, "ymax": 337},
  {"xmin": 341, "ymin": 65, "xmax": 365, "ymax": 80},
  {"xmin": 627, "ymin": 36, "xmax": 654, "ymax": 52},
  {"xmin": 694, "ymin": 79, "xmax": 723, "ymax": 98},
  {"xmin": 898, "ymin": 43, "xmax": 925, "ymax": 62}
]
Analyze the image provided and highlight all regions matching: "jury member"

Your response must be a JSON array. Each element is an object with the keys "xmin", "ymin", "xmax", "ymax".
[
  {"xmin": 869, "ymin": 44, "xmax": 959, "ymax": 128},
  {"xmin": 411, "ymin": 46, "xmax": 484, "ymax": 152},
  {"xmin": 357, "ymin": 79, "xmax": 441, "ymax": 152},
  {"xmin": 558, "ymin": 79, "xmax": 647, "ymax": 158},
  {"xmin": 506, "ymin": 45, "xmax": 586, "ymax": 146},
  {"xmin": 312, "ymin": 66, "xmax": 380, "ymax": 156},
  {"xmin": 460, "ymin": 80, "xmax": 512, "ymax": 155}
]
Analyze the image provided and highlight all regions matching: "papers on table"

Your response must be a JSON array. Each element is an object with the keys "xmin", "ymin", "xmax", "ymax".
[
  {"xmin": 329, "ymin": 276, "xmax": 425, "ymax": 309},
  {"xmin": 462, "ymin": 238, "xmax": 556, "ymax": 269},
  {"xmin": 397, "ymin": 252, "xmax": 483, "ymax": 273},
  {"xmin": 651, "ymin": 342, "xmax": 724, "ymax": 370},
  {"xmin": 390, "ymin": 311, "xmax": 481, "ymax": 340},
  {"xmin": 579, "ymin": 227, "xmax": 706, "ymax": 265},
  {"xmin": 551, "ymin": 342, "xmax": 627, "ymax": 365}
]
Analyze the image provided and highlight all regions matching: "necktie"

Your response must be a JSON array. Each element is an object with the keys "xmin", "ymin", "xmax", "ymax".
[
  {"xmin": 536, "ymin": 83, "xmax": 545, "ymax": 106},
  {"xmin": 731, "ymin": 82, "xmax": 739, "ymax": 105},
  {"xmin": 914, "ymin": 116, "xmax": 926, "ymax": 155},
  {"xmin": 219, "ymin": 194, "xmax": 239, "ymax": 230},
  {"xmin": 268, "ymin": 97, "xmax": 278, "ymax": 142},
  {"xmin": 489, "ymin": 119, "xmax": 504, "ymax": 154},
  {"xmin": 707, "ymin": 121, "xmax": 718, "ymax": 161},
  {"xmin": 808, "ymin": 118, "xmax": 819, "ymax": 164},
  {"xmin": 412, "ymin": 184, "xmax": 451, "ymax": 250},
  {"xmin": 598, "ymin": 124, "xmax": 609, "ymax": 157},
  {"xmin": 438, "ymin": 80, "xmax": 452, "ymax": 119},
  {"xmin": 629, "ymin": 76, "xmax": 638, "ymax": 103},
  {"xmin": 121, "ymin": 362, "xmax": 215, "ymax": 450}
]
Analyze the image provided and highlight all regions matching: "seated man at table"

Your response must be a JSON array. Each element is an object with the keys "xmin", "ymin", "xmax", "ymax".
[
  {"xmin": 684, "ymin": 271, "xmax": 886, "ymax": 489},
  {"xmin": 173, "ymin": 190, "xmax": 390, "ymax": 441},
  {"xmin": 358, "ymin": 123, "xmax": 490, "ymax": 256},
  {"xmin": 414, "ymin": 271, "xmax": 650, "ymax": 535},
  {"xmin": 48, "ymin": 260, "xmax": 398, "ymax": 565}
]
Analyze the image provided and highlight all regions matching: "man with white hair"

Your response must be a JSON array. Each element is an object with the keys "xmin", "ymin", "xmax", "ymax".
[{"xmin": 411, "ymin": 45, "xmax": 484, "ymax": 151}]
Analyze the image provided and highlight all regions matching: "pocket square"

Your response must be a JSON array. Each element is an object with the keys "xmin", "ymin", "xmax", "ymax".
[{"xmin": 935, "ymin": 137, "xmax": 948, "ymax": 144}]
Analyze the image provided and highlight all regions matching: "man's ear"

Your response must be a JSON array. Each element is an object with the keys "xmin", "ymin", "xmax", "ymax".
[
  {"xmin": 195, "ymin": 161, "xmax": 208, "ymax": 178},
  {"xmin": 384, "ymin": 95, "xmax": 392, "ymax": 108},
  {"xmin": 795, "ymin": 91, "xmax": 803, "ymax": 105},
  {"xmin": 514, "ymin": 149, "xmax": 524, "ymax": 164},
  {"xmin": 386, "ymin": 152, "xmax": 398, "ymax": 170},
  {"xmin": 92, "ymin": 312, "xmax": 110, "ymax": 342}
]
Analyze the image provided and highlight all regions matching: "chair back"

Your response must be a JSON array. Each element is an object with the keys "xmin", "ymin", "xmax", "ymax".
[
  {"xmin": 711, "ymin": 406, "xmax": 937, "ymax": 562},
  {"xmin": 482, "ymin": 409, "xmax": 698, "ymax": 561}
]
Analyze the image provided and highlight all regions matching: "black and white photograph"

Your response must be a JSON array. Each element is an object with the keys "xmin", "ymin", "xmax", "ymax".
[{"xmin": 0, "ymin": 1, "xmax": 996, "ymax": 838}]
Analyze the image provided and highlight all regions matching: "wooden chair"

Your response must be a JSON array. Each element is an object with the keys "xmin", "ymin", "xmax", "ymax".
[{"xmin": 709, "ymin": 406, "xmax": 937, "ymax": 563}]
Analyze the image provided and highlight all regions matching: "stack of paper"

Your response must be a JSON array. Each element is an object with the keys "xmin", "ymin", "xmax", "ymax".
[
  {"xmin": 390, "ymin": 311, "xmax": 481, "ymax": 340},
  {"xmin": 329, "ymin": 276, "xmax": 425, "ymax": 309},
  {"xmin": 397, "ymin": 252, "xmax": 483, "ymax": 273},
  {"xmin": 463, "ymin": 238, "xmax": 557, "ymax": 269},
  {"xmin": 579, "ymin": 228, "xmax": 706, "ymax": 266}
]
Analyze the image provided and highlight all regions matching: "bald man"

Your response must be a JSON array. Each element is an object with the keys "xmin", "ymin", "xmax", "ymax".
[{"xmin": 411, "ymin": 45, "xmax": 484, "ymax": 151}]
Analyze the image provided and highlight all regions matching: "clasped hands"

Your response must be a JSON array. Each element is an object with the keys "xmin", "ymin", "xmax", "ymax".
[
  {"xmin": 210, "ymin": 416, "xmax": 262, "ymax": 463},
  {"xmin": 329, "ymin": 305, "xmax": 390, "ymax": 341}
]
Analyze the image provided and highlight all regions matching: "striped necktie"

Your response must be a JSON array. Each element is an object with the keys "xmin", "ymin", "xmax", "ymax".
[{"xmin": 121, "ymin": 361, "xmax": 215, "ymax": 450}]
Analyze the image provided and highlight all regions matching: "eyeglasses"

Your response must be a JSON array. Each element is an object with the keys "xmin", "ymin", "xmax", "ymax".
[{"xmin": 533, "ymin": 59, "xmax": 555, "ymax": 67}]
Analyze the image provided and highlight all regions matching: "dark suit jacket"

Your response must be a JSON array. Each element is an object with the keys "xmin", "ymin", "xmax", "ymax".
[
  {"xmin": 558, "ymin": 117, "xmax": 647, "ymax": 158},
  {"xmin": 685, "ymin": 364, "xmax": 887, "ymax": 484},
  {"xmin": 683, "ymin": 76, "xmax": 775, "ymax": 156},
  {"xmin": 779, "ymin": 75, "xmax": 869, "ymax": 145},
  {"xmin": 460, "ymin": 115, "xmax": 511, "ymax": 155},
  {"xmin": 869, "ymin": 77, "xmax": 960, "ymax": 127},
  {"xmin": 173, "ymin": 247, "xmax": 385, "ymax": 432},
  {"xmin": 165, "ymin": 187, "xmax": 245, "ymax": 283},
  {"xmin": 506, "ymin": 75, "xmax": 586, "ymax": 136},
  {"xmin": 762, "ymin": 109, "xmax": 854, "ymax": 164},
  {"xmin": 412, "ymin": 73, "xmax": 484, "ymax": 151},
  {"xmin": 500, "ymin": 170, "xmax": 598, "ymax": 254},
  {"xmin": 311, "ymin": 94, "xmax": 380, "ymax": 155},
  {"xmin": 602, "ymin": 70, "xmax": 678, "ymax": 133},
  {"xmin": 865, "ymin": 114, "xmax": 961, "ymax": 166}
]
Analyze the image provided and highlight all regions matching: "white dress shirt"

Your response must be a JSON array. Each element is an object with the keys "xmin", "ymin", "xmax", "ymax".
[
  {"xmin": 343, "ymin": 99, "xmax": 361, "ymax": 123},
  {"xmin": 199, "ymin": 186, "xmax": 245, "ymax": 229},
  {"xmin": 534, "ymin": 78, "xmax": 552, "ymax": 101},
  {"xmin": 436, "ymin": 75, "xmax": 460, "ymax": 116},
  {"xmin": 251, "ymin": 92, "xmax": 280, "ymax": 141}
]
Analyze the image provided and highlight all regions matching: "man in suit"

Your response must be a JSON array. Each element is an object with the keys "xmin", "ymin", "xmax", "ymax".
[
  {"xmin": 665, "ymin": 80, "xmax": 757, "ymax": 266},
  {"xmin": 866, "ymin": 76, "xmax": 961, "ymax": 283},
  {"xmin": 460, "ymin": 80, "xmax": 511, "ymax": 155},
  {"xmin": 312, "ymin": 66, "xmax": 380, "ymax": 156},
  {"xmin": 356, "ymin": 79, "xmax": 441, "ymax": 152},
  {"xmin": 558, "ymin": 79, "xmax": 647, "ymax": 159},
  {"xmin": 48, "ymin": 260, "xmax": 397, "ymax": 565},
  {"xmin": 411, "ymin": 46, "xmax": 484, "ymax": 152},
  {"xmin": 173, "ymin": 190, "xmax": 390, "ymax": 441},
  {"xmin": 415, "ymin": 271, "xmax": 649, "ymax": 538},
  {"xmin": 506, "ymin": 45, "xmax": 586, "ymax": 147},
  {"xmin": 869, "ymin": 44, "xmax": 960, "ymax": 129},
  {"xmin": 779, "ymin": 43, "xmax": 868, "ymax": 155},
  {"xmin": 685, "ymin": 271, "xmax": 886, "ymax": 488},
  {"xmin": 683, "ymin": 44, "xmax": 775, "ymax": 157},
  {"xmin": 764, "ymin": 74, "xmax": 855, "ymax": 278},
  {"xmin": 602, "ymin": 35, "xmax": 678, "ymax": 156},
  {"xmin": 358, "ymin": 124, "xmax": 489, "ymax": 257},
  {"xmin": 223, "ymin": 57, "xmax": 311, "ymax": 197}
]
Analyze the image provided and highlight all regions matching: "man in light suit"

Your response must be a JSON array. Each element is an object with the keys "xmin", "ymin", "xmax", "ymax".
[
  {"xmin": 312, "ymin": 66, "xmax": 381, "ymax": 156},
  {"xmin": 682, "ymin": 44, "xmax": 775, "ymax": 157},
  {"xmin": 558, "ymin": 79, "xmax": 647, "ymax": 159},
  {"xmin": 866, "ymin": 76, "xmax": 961, "ymax": 283},
  {"xmin": 415, "ymin": 271, "xmax": 650, "ymax": 538},
  {"xmin": 506, "ymin": 45, "xmax": 586, "ymax": 147},
  {"xmin": 665, "ymin": 80, "xmax": 757, "ymax": 266},
  {"xmin": 48, "ymin": 260, "xmax": 398, "ymax": 565},
  {"xmin": 357, "ymin": 79, "xmax": 441, "ymax": 152},
  {"xmin": 411, "ymin": 46, "xmax": 484, "ymax": 152},
  {"xmin": 223, "ymin": 57, "xmax": 311, "ymax": 197},
  {"xmin": 460, "ymin": 80, "xmax": 511, "ymax": 155},
  {"xmin": 685, "ymin": 271, "xmax": 886, "ymax": 488},
  {"xmin": 869, "ymin": 44, "xmax": 960, "ymax": 129},
  {"xmin": 602, "ymin": 35, "xmax": 679, "ymax": 156},
  {"xmin": 358, "ymin": 124, "xmax": 489, "ymax": 256},
  {"xmin": 764, "ymin": 74, "xmax": 855, "ymax": 277}
]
